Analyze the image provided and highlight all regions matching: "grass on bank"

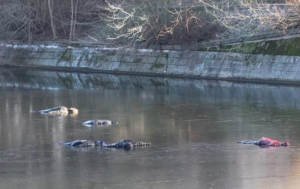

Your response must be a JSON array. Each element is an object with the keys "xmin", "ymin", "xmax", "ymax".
[{"xmin": 198, "ymin": 37, "xmax": 300, "ymax": 56}]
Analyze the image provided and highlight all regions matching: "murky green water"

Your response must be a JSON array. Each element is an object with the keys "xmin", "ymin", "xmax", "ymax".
[{"xmin": 1, "ymin": 68, "xmax": 300, "ymax": 189}]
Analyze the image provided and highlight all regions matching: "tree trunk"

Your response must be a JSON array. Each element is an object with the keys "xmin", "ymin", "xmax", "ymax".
[
  {"xmin": 48, "ymin": 0, "xmax": 57, "ymax": 39},
  {"xmin": 26, "ymin": 0, "xmax": 32, "ymax": 44},
  {"xmin": 70, "ymin": 0, "xmax": 74, "ymax": 40},
  {"xmin": 43, "ymin": 0, "xmax": 47, "ymax": 23},
  {"xmin": 73, "ymin": 0, "xmax": 78, "ymax": 39},
  {"xmin": 28, "ymin": 19, "xmax": 32, "ymax": 44}
]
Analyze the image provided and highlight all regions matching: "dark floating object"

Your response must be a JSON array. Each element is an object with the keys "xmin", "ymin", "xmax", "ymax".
[
  {"xmin": 60, "ymin": 139, "xmax": 151, "ymax": 149},
  {"xmin": 81, "ymin": 119, "xmax": 118, "ymax": 126},
  {"xmin": 238, "ymin": 137, "xmax": 289, "ymax": 146}
]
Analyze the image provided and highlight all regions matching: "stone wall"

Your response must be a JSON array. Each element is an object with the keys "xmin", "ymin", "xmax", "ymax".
[{"xmin": 0, "ymin": 44, "xmax": 300, "ymax": 84}]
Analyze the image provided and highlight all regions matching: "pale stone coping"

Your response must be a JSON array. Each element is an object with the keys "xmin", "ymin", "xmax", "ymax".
[{"xmin": 0, "ymin": 43, "xmax": 180, "ymax": 54}]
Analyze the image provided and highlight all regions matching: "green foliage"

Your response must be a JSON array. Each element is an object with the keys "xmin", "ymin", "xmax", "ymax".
[
  {"xmin": 228, "ymin": 56, "xmax": 234, "ymax": 60},
  {"xmin": 149, "ymin": 79, "xmax": 165, "ymax": 86},
  {"xmin": 154, "ymin": 62, "xmax": 164, "ymax": 68},
  {"xmin": 198, "ymin": 38, "xmax": 300, "ymax": 56},
  {"xmin": 57, "ymin": 49, "xmax": 73, "ymax": 66},
  {"xmin": 133, "ymin": 58, "xmax": 142, "ymax": 63}
]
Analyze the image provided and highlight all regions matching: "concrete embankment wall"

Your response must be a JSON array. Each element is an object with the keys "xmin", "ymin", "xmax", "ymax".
[{"xmin": 0, "ymin": 44, "xmax": 300, "ymax": 83}]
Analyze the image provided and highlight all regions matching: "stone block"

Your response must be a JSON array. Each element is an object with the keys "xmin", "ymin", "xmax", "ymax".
[
  {"xmin": 141, "ymin": 64, "xmax": 153, "ymax": 72},
  {"xmin": 186, "ymin": 58, "xmax": 199, "ymax": 66},
  {"xmin": 254, "ymin": 54, "xmax": 264, "ymax": 62},
  {"xmin": 215, "ymin": 53, "xmax": 225, "ymax": 60},
  {"xmin": 280, "ymin": 56, "xmax": 290, "ymax": 64},
  {"xmin": 185, "ymin": 65, "xmax": 196, "ymax": 74},
  {"xmin": 42, "ymin": 58, "xmax": 56, "ymax": 66},
  {"xmin": 203, "ymin": 59, "xmax": 213, "ymax": 68},
  {"xmin": 121, "ymin": 55, "xmax": 135, "ymax": 63},
  {"xmin": 287, "ymin": 56, "xmax": 297, "ymax": 64},
  {"xmin": 249, "ymin": 55, "xmax": 259, "ymax": 62},
  {"xmin": 168, "ymin": 52, "xmax": 183, "ymax": 58},
  {"xmin": 182, "ymin": 51, "xmax": 194, "ymax": 58},
  {"xmin": 118, "ymin": 63, "xmax": 136, "ymax": 72},
  {"xmin": 263, "ymin": 55, "xmax": 272, "ymax": 64},
  {"xmin": 218, "ymin": 68, "xmax": 232, "ymax": 77},
  {"xmin": 39, "ymin": 53, "xmax": 51, "ymax": 59},
  {"xmin": 202, "ymin": 52, "xmax": 211, "ymax": 59},
  {"xmin": 275, "ymin": 63, "xmax": 287, "ymax": 71},
  {"xmin": 148, "ymin": 51, "xmax": 160, "ymax": 57},
  {"xmin": 291, "ymin": 63, "xmax": 300, "ymax": 71},
  {"xmin": 234, "ymin": 54, "xmax": 246, "ymax": 61},
  {"xmin": 110, "ymin": 55, "xmax": 122, "ymax": 62},
  {"xmin": 99, "ymin": 62, "xmax": 113, "ymax": 70},
  {"xmin": 286, "ymin": 71, "xmax": 296, "ymax": 80},
  {"xmin": 193, "ymin": 64, "xmax": 205, "ymax": 76},
  {"xmin": 165, "ymin": 57, "xmax": 179, "ymax": 65},
  {"xmin": 188, "ymin": 51, "xmax": 199, "ymax": 59},
  {"xmin": 195, "ymin": 53, "xmax": 207, "ymax": 63},
  {"xmin": 291, "ymin": 71, "xmax": 300, "ymax": 79},
  {"xmin": 143, "ymin": 57, "xmax": 157, "ymax": 64},
  {"xmin": 274, "ymin": 55, "xmax": 283, "ymax": 63},
  {"xmin": 273, "ymin": 70, "xmax": 282, "ymax": 77}
]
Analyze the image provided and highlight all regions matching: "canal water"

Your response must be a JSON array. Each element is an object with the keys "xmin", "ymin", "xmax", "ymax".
[{"xmin": 1, "ymin": 68, "xmax": 300, "ymax": 189}]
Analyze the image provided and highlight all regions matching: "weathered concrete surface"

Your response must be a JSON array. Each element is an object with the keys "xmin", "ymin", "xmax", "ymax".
[{"xmin": 0, "ymin": 44, "xmax": 300, "ymax": 84}]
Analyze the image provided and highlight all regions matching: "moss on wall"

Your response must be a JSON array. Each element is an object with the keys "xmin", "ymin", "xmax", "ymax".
[
  {"xmin": 198, "ymin": 37, "xmax": 300, "ymax": 56},
  {"xmin": 11, "ymin": 48, "xmax": 30, "ymax": 65},
  {"xmin": 57, "ymin": 49, "xmax": 73, "ymax": 66},
  {"xmin": 150, "ymin": 53, "xmax": 165, "ymax": 70},
  {"xmin": 133, "ymin": 58, "xmax": 142, "ymax": 63},
  {"xmin": 149, "ymin": 78, "xmax": 165, "ymax": 86}
]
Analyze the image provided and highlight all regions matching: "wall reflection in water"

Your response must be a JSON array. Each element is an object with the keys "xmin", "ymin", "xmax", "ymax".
[{"xmin": 0, "ymin": 68, "xmax": 300, "ymax": 189}]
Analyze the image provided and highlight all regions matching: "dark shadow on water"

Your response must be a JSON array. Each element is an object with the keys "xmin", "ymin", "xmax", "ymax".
[{"xmin": 66, "ymin": 146, "xmax": 135, "ymax": 152}]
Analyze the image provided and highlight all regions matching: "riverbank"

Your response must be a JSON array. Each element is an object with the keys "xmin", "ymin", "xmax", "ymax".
[{"xmin": 1, "ymin": 43, "xmax": 300, "ymax": 85}]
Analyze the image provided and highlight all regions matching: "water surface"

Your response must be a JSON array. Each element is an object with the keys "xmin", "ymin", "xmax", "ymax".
[{"xmin": 1, "ymin": 68, "xmax": 300, "ymax": 189}]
